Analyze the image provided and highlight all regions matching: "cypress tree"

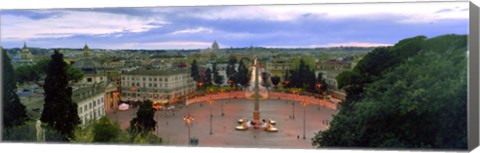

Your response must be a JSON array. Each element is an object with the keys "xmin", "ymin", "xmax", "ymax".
[
  {"xmin": 2, "ymin": 49, "xmax": 28, "ymax": 128},
  {"xmin": 205, "ymin": 68, "xmax": 213, "ymax": 87},
  {"xmin": 40, "ymin": 50, "xmax": 80, "ymax": 141},
  {"xmin": 212, "ymin": 63, "xmax": 224, "ymax": 85},
  {"xmin": 236, "ymin": 59, "xmax": 249, "ymax": 87},
  {"xmin": 190, "ymin": 60, "xmax": 200, "ymax": 82}
]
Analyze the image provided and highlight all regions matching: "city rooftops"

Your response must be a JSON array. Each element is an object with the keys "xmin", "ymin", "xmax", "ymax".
[{"xmin": 123, "ymin": 68, "xmax": 189, "ymax": 76}]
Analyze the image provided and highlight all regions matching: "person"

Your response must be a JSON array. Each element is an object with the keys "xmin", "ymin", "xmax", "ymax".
[{"xmin": 297, "ymin": 135, "xmax": 300, "ymax": 139}]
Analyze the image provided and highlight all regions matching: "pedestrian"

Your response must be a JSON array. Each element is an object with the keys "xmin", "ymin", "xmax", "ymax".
[
  {"xmin": 297, "ymin": 135, "xmax": 299, "ymax": 139},
  {"xmin": 166, "ymin": 121, "xmax": 168, "ymax": 126}
]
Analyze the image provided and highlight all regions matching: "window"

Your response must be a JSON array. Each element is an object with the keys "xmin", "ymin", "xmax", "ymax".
[
  {"xmin": 143, "ymin": 77, "xmax": 146, "ymax": 81},
  {"xmin": 132, "ymin": 83, "xmax": 135, "ymax": 86},
  {"xmin": 79, "ymin": 107, "xmax": 83, "ymax": 113},
  {"xmin": 87, "ymin": 78, "xmax": 92, "ymax": 82},
  {"xmin": 84, "ymin": 105, "xmax": 87, "ymax": 111},
  {"xmin": 149, "ymin": 78, "xmax": 152, "ymax": 81},
  {"xmin": 149, "ymin": 83, "xmax": 152, "ymax": 87},
  {"xmin": 93, "ymin": 101, "xmax": 96, "ymax": 107},
  {"xmin": 89, "ymin": 103, "xmax": 92, "ymax": 109},
  {"xmin": 93, "ymin": 112, "xmax": 97, "ymax": 119},
  {"xmin": 122, "ymin": 77, "xmax": 125, "ymax": 80},
  {"xmin": 101, "ymin": 97, "xmax": 104, "ymax": 103},
  {"xmin": 154, "ymin": 78, "xmax": 157, "ymax": 81}
]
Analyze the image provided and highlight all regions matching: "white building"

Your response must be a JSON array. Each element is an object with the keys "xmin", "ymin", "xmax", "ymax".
[
  {"xmin": 73, "ymin": 86, "xmax": 106, "ymax": 126},
  {"xmin": 120, "ymin": 69, "xmax": 196, "ymax": 103}
]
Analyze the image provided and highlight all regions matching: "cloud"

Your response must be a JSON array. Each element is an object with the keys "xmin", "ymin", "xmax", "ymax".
[
  {"xmin": 323, "ymin": 42, "xmax": 392, "ymax": 47},
  {"xmin": 177, "ymin": 2, "xmax": 468, "ymax": 24},
  {"xmin": 2, "ymin": 10, "xmax": 168, "ymax": 40},
  {"xmin": 116, "ymin": 41, "xmax": 212, "ymax": 49},
  {"xmin": 170, "ymin": 27, "xmax": 213, "ymax": 35},
  {"xmin": 263, "ymin": 42, "xmax": 392, "ymax": 48}
]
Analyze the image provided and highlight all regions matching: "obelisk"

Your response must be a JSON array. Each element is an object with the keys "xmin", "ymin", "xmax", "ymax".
[{"xmin": 253, "ymin": 56, "xmax": 260, "ymax": 124}]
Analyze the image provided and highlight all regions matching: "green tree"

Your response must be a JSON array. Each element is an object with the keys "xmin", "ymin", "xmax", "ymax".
[
  {"xmin": 2, "ymin": 49, "xmax": 28, "ymax": 128},
  {"xmin": 316, "ymin": 72, "xmax": 328, "ymax": 93},
  {"xmin": 212, "ymin": 63, "xmax": 224, "ymax": 85},
  {"xmin": 226, "ymin": 57, "xmax": 237, "ymax": 79},
  {"xmin": 71, "ymin": 117, "xmax": 122, "ymax": 143},
  {"xmin": 204, "ymin": 68, "xmax": 213, "ymax": 87},
  {"xmin": 313, "ymin": 34, "xmax": 468, "ymax": 149},
  {"xmin": 130, "ymin": 100, "xmax": 156, "ymax": 135},
  {"xmin": 40, "ymin": 50, "xmax": 80, "ymax": 141},
  {"xmin": 271, "ymin": 76, "xmax": 281, "ymax": 88},
  {"xmin": 235, "ymin": 59, "xmax": 249, "ymax": 87},
  {"xmin": 15, "ymin": 59, "xmax": 82, "ymax": 86},
  {"xmin": 93, "ymin": 117, "xmax": 122, "ymax": 142},
  {"xmin": 190, "ymin": 60, "xmax": 200, "ymax": 82}
]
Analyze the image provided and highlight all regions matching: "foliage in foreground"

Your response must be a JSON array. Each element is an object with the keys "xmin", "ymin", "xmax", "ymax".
[
  {"xmin": 71, "ymin": 117, "xmax": 162, "ymax": 144},
  {"xmin": 313, "ymin": 34, "xmax": 467, "ymax": 149}
]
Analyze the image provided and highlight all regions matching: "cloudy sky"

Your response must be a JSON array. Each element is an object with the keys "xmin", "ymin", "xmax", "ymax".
[{"xmin": 0, "ymin": 1, "xmax": 469, "ymax": 49}]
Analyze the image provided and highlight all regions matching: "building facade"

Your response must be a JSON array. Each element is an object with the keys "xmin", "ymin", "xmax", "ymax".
[
  {"xmin": 73, "ymin": 86, "xmax": 106, "ymax": 126},
  {"xmin": 120, "ymin": 69, "xmax": 196, "ymax": 103}
]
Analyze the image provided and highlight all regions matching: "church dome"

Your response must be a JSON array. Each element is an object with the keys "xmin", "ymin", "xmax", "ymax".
[
  {"xmin": 72, "ymin": 59, "xmax": 102, "ymax": 74},
  {"xmin": 72, "ymin": 43, "xmax": 102, "ymax": 74}
]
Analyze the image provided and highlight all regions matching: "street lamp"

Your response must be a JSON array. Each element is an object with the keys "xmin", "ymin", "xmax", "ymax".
[
  {"xmin": 291, "ymin": 89, "xmax": 298, "ymax": 120},
  {"xmin": 302, "ymin": 98, "xmax": 308, "ymax": 140},
  {"xmin": 316, "ymin": 83, "xmax": 322, "ymax": 111},
  {"xmin": 208, "ymin": 100, "xmax": 214, "ymax": 135},
  {"xmin": 183, "ymin": 112, "xmax": 194, "ymax": 146},
  {"xmin": 130, "ymin": 86, "xmax": 137, "ymax": 115},
  {"xmin": 197, "ymin": 82, "xmax": 203, "ymax": 90},
  {"xmin": 220, "ymin": 88, "xmax": 225, "ymax": 116}
]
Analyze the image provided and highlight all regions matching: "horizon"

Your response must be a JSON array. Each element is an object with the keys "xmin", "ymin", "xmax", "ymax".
[{"xmin": 1, "ymin": 2, "xmax": 468, "ymax": 50}]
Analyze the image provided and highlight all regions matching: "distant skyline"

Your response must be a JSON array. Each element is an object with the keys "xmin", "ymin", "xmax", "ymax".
[{"xmin": 0, "ymin": 2, "xmax": 468, "ymax": 49}]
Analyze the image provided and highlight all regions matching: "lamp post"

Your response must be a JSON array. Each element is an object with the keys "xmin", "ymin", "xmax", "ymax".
[
  {"xmin": 291, "ymin": 89, "xmax": 297, "ymax": 120},
  {"xmin": 208, "ymin": 100, "xmax": 214, "ymax": 135},
  {"xmin": 208, "ymin": 88, "xmax": 214, "ymax": 135},
  {"xmin": 197, "ymin": 82, "xmax": 204, "ymax": 91},
  {"xmin": 316, "ymin": 83, "xmax": 321, "ymax": 111},
  {"xmin": 130, "ymin": 86, "xmax": 137, "ymax": 115},
  {"xmin": 302, "ymin": 98, "xmax": 308, "ymax": 140},
  {"xmin": 220, "ymin": 89, "xmax": 225, "ymax": 116},
  {"xmin": 183, "ymin": 112, "xmax": 194, "ymax": 146}
]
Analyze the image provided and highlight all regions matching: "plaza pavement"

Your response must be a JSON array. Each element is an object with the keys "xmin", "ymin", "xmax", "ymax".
[{"xmin": 106, "ymin": 98, "xmax": 337, "ymax": 149}]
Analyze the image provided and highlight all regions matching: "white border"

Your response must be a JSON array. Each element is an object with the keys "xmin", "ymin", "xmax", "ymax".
[{"xmin": 0, "ymin": 1, "xmax": 478, "ymax": 153}]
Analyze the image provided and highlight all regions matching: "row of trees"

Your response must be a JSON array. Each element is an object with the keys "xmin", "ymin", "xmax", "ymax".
[
  {"xmin": 191, "ymin": 58, "xmax": 249, "ymax": 89},
  {"xmin": 312, "ymin": 34, "xmax": 468, "ymax": 149},
  {"xmin": 282, "ymin": 58, "xmax": 328, "ymax": 94}
]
